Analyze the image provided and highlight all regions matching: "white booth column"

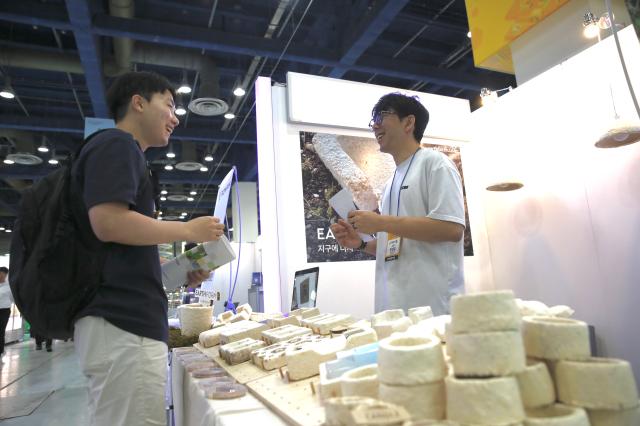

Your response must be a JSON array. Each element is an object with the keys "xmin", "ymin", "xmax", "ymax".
[{"xmin": 231, "ymin": 181, "xmax": 259, "ymax": 243}]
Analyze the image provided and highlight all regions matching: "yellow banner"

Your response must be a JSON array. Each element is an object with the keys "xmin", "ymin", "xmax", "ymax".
[{"xmin": 466, "ymin": 0, "xmax": 570, "ymax": 73}]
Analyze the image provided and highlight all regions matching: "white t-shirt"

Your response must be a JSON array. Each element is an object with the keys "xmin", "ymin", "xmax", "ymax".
[
  {"xmin": 375, "ymin": 148, "xmax": 465, "ymax": 315},
  {"xmin": 0, "ymin": 280, "xmax": 13, "ymax": 309}
]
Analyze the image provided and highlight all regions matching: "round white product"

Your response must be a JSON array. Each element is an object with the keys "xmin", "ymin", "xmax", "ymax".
[
  {"xmin": 450, "ymin": 290, "xmax": 521, "ymax": 334},
  {"xmin": 379, "ymin": 381, "xmax": 445, "ymax": 420},
  {"xmin": 516, "ymin": 360, "xmax": 556, "ymax": 408},
  {"xmin": 409, "ymin": 306, "xmax": 433, "ymax": 324},
  {"xmin": 449, "ymin": 330, "xmax": 526, "ymax": 377},
  {"xmin": 588, "ymin": 402, "xmax": 640, "ymax": 426},
  {"xmin": 446, "ymin": 376, "xmax": 525, "ymax": 426},
  {"xmin": 340, "ymin": 364, "xmax": 379, "ymax": 399},
  {"xmin": 179, "ymin": 303, "xmax": 213, "ymax": 337},
  {"xmin": 556, "ymin": 358, "xmax": 639, "ymax": 410},
  {"xmin": 378, "ymin": 335, "xmax": 446, "ymax": 385},
  {"xmin": 324, "ymin": 396, "xmax": 376, "ymax": 426},
  {"xmin": 371, "ymin": 309, "xmax": 405, "ymax": 326},
  {"xmin": 522, "ymin": 316, "xmax": 590, "ymax": 361},
  {"xmin": 373, "ymin": 316, "xmax": 413, "ymax": 340},
  {"xmin": 524, "ymin": 404, "xmax": 590, "ymax": 426}
]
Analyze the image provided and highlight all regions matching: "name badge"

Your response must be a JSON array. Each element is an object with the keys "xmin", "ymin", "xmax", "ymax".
[{"xmin": 385, "ymin": 233, "xmax": 402, "ymax": 262}]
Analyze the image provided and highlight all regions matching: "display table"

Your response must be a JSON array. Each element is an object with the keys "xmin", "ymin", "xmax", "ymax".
[{"xmin": 170, "ymin": 346, "xmax": 287, "ymax": 426}]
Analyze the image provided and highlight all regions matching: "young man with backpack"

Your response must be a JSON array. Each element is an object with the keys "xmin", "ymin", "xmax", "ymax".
[{"xmin": 72, "ymin": 71, "xmax": 224, "ymax": 425}]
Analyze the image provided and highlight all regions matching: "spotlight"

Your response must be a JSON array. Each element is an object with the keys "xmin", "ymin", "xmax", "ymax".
[
  {"xmin": 233, "ymin": 87, "xmax": 246, "ymax": 97},
  {"xmin": 0, "ymin": 77, "xmax": 15, "ymax": 100},
  {"xmin": 204, "ymin": 154, "xmax": 213, "ymax": 162},
  {"xmin": 224, "ymin": 112, "xmax": 235, "ymax": 120},
  {"xmin": 175, "ymin": 105, "xmax": 187, "ymax": 116},
  {"xmin": 165, "ymin": 164, "xmax": 174, "ymax": 171},
  {"xmin": 200, "ymin": 166, "xmax": 208, "ymax": 172}
]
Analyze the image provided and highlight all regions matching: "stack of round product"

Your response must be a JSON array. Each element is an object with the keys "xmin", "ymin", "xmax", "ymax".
[
  {"xmin": 377, "ymin": 334, "xmax": 447, "ymax": 420},
  {"xmin": 448, "ymin": 290, "xmax": 526, "ymax": 377},
  {"xmin": 555, "ymin": 357, "xmax": 639, "ymax": 425},
  {"xmin": 446, "ymin": 290, "xmax": 526, "ymax": 425}
]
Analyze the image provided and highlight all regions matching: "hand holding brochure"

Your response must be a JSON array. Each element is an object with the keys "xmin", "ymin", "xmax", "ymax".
[
  {"xmin": 329, "ymin": 188, "xmax": 375, "ymax": 242},
  {"xmin": 161, "ymin": 235, "xmax": 236, "ymax": 290}
]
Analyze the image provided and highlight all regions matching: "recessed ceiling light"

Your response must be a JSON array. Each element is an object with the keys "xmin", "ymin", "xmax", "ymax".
[
  {"xmin": 166, "ymin": 151, "xmax": 176, "ymax": 159},
  {"xmin": 175, "ymin": 106, "xmax": 187, "ymax": 116},
  {"xmin": 189, "ymin": 190, "xmax": 197, "ymax": 196},
  {"xmin": 204, "ymin": 154, "xmax": 213, "ymax": 162},
  {"xmin": 187, "ymin": 197, "xmax": 194, "ymax": 202},
  {"xmin": 224, "ymin": 112, "xmax": 235, "ymax": 120},
  {"xmin": 181, "ymin": 212, "xmax": 188, "ymax": 216},
  {"xmin": 233, "ymin": 87, "xmax": 246, "ymax": 97},
  {"xmin": 5, "ymin": 229, "xmax": 12, "ymax": 233},
  {"xmin": 160, "ymin": 189, "xmax": 168, "ymax": 195},
  {"xmin": 165, "ymin": 164, "xmax": 174, "ymax": 171},
  {"xmin": 0, "ymin": 227, "xmax": 5, "ymax": 231},
  {"xmin": 160, "ymin": 196, "xmax": 167, "ymax": 201},
  {"xmin": 3, "ymin": 159, "xmax": 14, "ymax": 165},
  {"xmin": 48, "ymin": 158, "xmax": 59, "ymax": 165},
  {"xmin": 38, "ymin": 146, "xmax": 49, "ymax": 153},
  {"xmin": 200, "ymin": 166, "xmax": 208, "ymax": 172}
]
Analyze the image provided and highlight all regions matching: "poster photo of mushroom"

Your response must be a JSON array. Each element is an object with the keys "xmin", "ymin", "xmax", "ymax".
[{"xmin": 300, "ymin": 131, "xmax": 474, "ymax": 263}]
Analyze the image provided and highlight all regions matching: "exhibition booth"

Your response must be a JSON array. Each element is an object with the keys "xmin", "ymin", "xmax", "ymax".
[{"xmin": 171, "ymin": 20, "xmax": 640, "ymax": 426}]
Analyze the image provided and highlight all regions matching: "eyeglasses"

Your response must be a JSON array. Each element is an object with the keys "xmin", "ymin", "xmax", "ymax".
[{"xmin": 368, "ymin": 110, "xmax": 396, "ymax": 128}]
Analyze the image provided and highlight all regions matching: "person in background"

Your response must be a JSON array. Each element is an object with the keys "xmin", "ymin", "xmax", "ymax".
[
  {"xmin": 33, "ymin": 332, "xmax": 53, "ymax": 352},
  {"xmin": 73, "ymin": 71, "xmax": 225, "ymax": 426},
  {"xmin": 0, "ymin": 266, "xmax": 12, "ymax": 358},
  {"xmin": 331, "ymin": 93, "xmax": 466, "ymax": 315}
]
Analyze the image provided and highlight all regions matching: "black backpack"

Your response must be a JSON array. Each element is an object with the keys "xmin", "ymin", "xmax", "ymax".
[{"xmin": 9, "ymin": 137, "xmax": 106, "ymax": 339}]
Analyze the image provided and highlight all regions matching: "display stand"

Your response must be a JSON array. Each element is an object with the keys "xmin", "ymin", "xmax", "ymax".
[
  {"xmin": 247, "ymin": 372, "xmax": 325, "ymax": 426},
  {"xmin": 189, "ymin": 343, "xmax": 326, "ymax": 426},
  {"xmin": 194, "ymin": 343, "xmax": 276, "ymax": 384}
]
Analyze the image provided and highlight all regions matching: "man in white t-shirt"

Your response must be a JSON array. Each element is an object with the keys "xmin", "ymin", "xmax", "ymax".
[{"xmin": 331, "ymin": 93, "xmax": 466, "ymax": 315}]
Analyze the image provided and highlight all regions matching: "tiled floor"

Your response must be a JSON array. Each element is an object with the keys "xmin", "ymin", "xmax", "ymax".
[{"xmin": 0, "ymin": 339, "xmax": 89, "ymax": 425}]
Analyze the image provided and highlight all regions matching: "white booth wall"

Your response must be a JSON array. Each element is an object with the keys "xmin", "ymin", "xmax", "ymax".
[
  {"xmin": 203, "ymin": 242, "xmax": 258, "ymax": 315},
  {"xmin": 466, "ymin": 26, "xmax": 640, "ymax": 381},
  {"xmin": 255, "ymin": 73, "xmax": 490, "ymax": 320}
]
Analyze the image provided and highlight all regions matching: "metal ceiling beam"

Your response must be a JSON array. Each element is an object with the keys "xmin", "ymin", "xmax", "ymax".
[
  {"xmin": 0, "ymin": 2, "xmax": 513, "ymax": 90},
  {"xmin": 329, "ymin": 0, "xmax": 410, "ymax": 78},
  {"xmin": 64, "ymin": 0, "xmax": 109, "ymax": 118},
  {"xmin": 0, "ymin": 2, "xmax": 73, "ymax": 31},
  {"xmin": 0, "ymin": 116, "xmax": 257, "ymax": 144},
  {"xmin": 0, "ymin": 167, "xmax": 223, "ymax": 186}
]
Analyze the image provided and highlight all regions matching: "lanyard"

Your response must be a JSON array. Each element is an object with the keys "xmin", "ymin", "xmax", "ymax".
[{"xmin": 387, "ymin": 148, "xmax": 420, "ymax": 216}]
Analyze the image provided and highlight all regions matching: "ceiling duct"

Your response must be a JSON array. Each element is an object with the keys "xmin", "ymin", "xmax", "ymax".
[
  {"xmin": 188, "ymin": 57, "xmax": 228, "ymax": 116},
  {"xmin": 132, "ymin": 44, "xmax": 228, "ymax": 116},
  {"xmin": 109, "ymin": 0, "xmax": 135, "ymax": 71}
]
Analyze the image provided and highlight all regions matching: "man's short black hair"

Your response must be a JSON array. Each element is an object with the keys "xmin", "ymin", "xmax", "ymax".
[
  {"xmin": 0, "ymin": 267, "xmax": 8, "ymax": 274},
  {"xmin": 106, "ymin": 71, "xmax": 176, "ymax": 122},
  {"xmin": 372, "ymin": 93, "xmax": 429, "ymax": 142}
]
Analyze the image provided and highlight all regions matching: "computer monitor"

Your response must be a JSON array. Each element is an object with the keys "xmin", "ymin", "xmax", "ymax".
[{"xmin": 290, "ymin": 267, "xmax": 320, "ymax": 311}]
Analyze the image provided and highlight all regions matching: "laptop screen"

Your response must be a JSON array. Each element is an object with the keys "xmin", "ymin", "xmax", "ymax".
[{"xmin": 291, "ymin": 267, "xmax": 320, "ymax": 311}]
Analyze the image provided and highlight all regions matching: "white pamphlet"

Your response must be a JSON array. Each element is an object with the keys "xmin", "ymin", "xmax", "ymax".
[
  {"xmin": 328, "ymin": 188, "xmax": 374, "ymax": 242},
  {"xmin": 161, "ymin": 235, "xmax": 236, "ymax": 291},
  {"xmin": 214, "ymin": 168, "xmax": 235, "ymax": 222}
]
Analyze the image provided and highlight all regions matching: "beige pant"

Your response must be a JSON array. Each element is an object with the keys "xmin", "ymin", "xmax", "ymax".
[{"xmin": 74, "ymin": 316, "xmax": 168, "ymax": 426}]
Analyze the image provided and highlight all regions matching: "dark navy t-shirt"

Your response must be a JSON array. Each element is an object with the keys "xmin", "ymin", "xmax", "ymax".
[{"xmin": 73, "ymin": 128, "xmax": 168, "ymax": 343}]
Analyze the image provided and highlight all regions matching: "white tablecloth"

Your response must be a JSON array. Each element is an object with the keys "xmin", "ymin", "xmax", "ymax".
[{"xmin": 170, "ymin": 351, "xmax": 287, "ymax": 426}]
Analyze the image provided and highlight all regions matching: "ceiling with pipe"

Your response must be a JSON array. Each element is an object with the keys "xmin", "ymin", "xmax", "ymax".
[{"xmin": 0, "ymin": 0, "xmax": 520, "ymax": 240}]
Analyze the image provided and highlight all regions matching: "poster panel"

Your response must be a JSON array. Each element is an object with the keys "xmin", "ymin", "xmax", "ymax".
[{"xmin": 300, "ymin": 131, "xmax": 473, "ymax": 263}]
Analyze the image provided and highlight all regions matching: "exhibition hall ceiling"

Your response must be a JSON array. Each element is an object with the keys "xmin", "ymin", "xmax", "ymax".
[{"xmin": 0, "ymin": 0, "xmax": 517, "ymax": 227}]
